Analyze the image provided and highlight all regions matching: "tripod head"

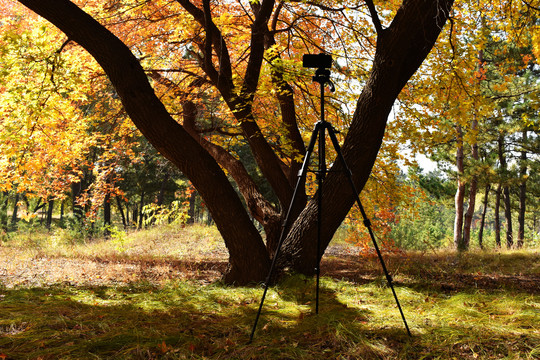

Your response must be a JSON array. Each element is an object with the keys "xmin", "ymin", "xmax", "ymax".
[{"xmin": 313, "ymin": 68, "xmax": 335, "ymax": 92}]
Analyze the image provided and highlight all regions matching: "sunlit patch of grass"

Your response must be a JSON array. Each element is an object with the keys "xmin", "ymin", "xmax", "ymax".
[
  {"xmin": 3, "ymin": 224, "xmax": 226, "ymax": 262},
  {"xmin": 0, "ymin": 274, "xmax": 538, "ymax": 359},
  {"xmin": 1, "ymin": 226, "xmax": 539, "ymax": 359}
]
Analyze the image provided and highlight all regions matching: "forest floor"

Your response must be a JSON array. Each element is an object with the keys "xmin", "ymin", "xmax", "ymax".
[{"xmin": 0, "ymin": 224, "xmax": 539, "ymax": 359}]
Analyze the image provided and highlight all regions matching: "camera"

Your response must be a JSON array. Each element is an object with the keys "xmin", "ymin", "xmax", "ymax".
[{"xmin": 302, "ymin": 53, "xmax": 332, "ymax": 69}]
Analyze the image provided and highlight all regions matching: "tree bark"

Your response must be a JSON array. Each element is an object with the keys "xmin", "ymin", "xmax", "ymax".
[
  {"xmin": 104, "ymin": 194, "xmax": 111, "ymax": 227},
  {"xmin": 478, "ymin": 184, "xmax": 490, "ymax": 249},
  {"xmin": 454, "ymin": 125, "xmax": 466, "ymax": 250},
  {"xmin": 138, "ymin": 191, "xmax": 145, "ymax": 230},
  {"xmin": 187, "ymin": 190, "xmax": 197, "ymax": 224},
  {"xmin": 462, "ymin": 118, "xmax": 479, "ymax": 249},
  {"xmin": 494, "ymin": 183, "xmax": 502, "ymax": 247},
  {"xmin": 116, "ymin": 196, "xmax": 127, "ymax": 229},
  {"xmin": 17, "ymin": 0, "xmax": 271, "ymax": 285},
  {"xmin": 498, "ymin": 135, "xmax": 513, "ymax": 248},
  {"xmin": 10, "ymin": 193, "xmax": 19, "ymax": 228},
  {"xmin": 517, "ymin": 129, "xmax": 527, "ymax": 248},
  {"xmin": 46, "ymin": 199, "xmax": 54, "ymax": 230}
]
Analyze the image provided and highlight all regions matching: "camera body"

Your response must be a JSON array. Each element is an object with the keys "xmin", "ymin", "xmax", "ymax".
[{"xmin": 302, "ymin": 53, "xmax": 332, "ymax": 69}]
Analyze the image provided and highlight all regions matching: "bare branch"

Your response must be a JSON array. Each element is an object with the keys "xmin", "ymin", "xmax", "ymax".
[{"xmin": 364, "ymin": 0, "xmax": 383, "ymax": 34}]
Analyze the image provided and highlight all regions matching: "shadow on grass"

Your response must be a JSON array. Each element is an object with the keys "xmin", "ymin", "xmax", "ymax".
[
  {"xmin": 0, "ymin": 273, "xmax": 538, "ymax": 359},
  {"xmin": 0, "ymin": 277, "xmax": 411, "ymax": 359}
]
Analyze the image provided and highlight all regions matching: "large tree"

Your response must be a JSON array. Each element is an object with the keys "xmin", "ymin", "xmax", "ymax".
[{"xmin": 14, "ymin": 0, "xmax": 453, "ymax": 284}]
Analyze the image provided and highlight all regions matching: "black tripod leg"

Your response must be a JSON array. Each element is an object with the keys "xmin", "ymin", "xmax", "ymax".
[
  {"xmin": 326, "ymin": 128, "xmax": 412, "ymax": 337},
  {"xmin": 315, "ymin": 122, "xmax": 327, "ymax": 315},
  {"xmin": 249, "ymin": 121, "xmax": 322, "ymax": 343}
]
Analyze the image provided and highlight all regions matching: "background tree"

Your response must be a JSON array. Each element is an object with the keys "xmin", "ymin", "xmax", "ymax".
[{"xmin": 395, "ymin": 0, "xmax": 539, "ymax": 251}]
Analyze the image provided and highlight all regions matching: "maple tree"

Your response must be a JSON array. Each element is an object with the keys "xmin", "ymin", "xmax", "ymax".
[{"xmin": 9, "ymin": 0, "xmax": 455, "ymax": 284}]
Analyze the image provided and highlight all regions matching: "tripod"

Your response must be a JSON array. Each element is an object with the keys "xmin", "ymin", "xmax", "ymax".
[{"xmin": 249, "ymin": 65, "xmax": 411, "ymax": 343}]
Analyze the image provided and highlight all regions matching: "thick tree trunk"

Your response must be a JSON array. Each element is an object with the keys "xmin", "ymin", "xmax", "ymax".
[
  {"xmin": 280, "ymin": 0, "xmax": 455, "ymax": 274},
  {"xmin": 180, "ymin": 100, "xmax": 283, "ymax": 252},
  {"xmin": 17, "ymin": 0, "xmax": 271, "ymax": 285}
]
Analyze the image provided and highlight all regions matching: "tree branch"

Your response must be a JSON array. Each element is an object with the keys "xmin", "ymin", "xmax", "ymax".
[{"xmin": 364, "ymin": 0, "xmax": 383, "ymax": 35}]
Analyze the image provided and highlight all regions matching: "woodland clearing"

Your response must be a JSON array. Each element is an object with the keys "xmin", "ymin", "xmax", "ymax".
[{"xmin": 0, "ymin": 225, "xmax": 539, "ymax": 359}]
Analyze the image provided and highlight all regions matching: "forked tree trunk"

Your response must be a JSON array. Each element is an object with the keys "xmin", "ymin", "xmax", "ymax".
[{"xmin": 18, "ymin": 0, "xmax": 454, "ymax": 284}]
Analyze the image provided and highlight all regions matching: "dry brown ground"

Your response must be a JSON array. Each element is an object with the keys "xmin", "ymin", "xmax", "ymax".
[{"xmin": 1, "ymin": 244, "xmax": 539, "ymax": 294}]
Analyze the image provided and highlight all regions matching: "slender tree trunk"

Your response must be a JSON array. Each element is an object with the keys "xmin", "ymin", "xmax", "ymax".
[
  {"xmin": 46, "ymin": 199, "xmax": 54, "ymax": 229},
  {"xmin": 116, "ymin": 196, "xmax": 127, "ymax": 228},
  {"xmin": 103, "ymin": 193, "xmax": 111, "ymax": 234},
  {"xmin": 132, "ymin": 206, "xmax": 137, "ymax": 228},
  {"xmin": 157, "ymin": 171, "xmax": 169, "ymax": 206},
  {"xmin": 502, "ymin": 186, "xmax": 513, "ymax": 248},
  {"xmin": 1, "ymin": 192, "xmax": 8, "ymax": 231},
  {"xmin": 517, "ymin": 130, "xmax": 527, "ymax": 248},
  {"xmin": 11, "ymin": 193, "xmax": 19, "ymax": 228},
  {"xmin": 498, "ymin": 136, "xmax": 513, "ymax": 248},
  {"xmin": 454, "ymin": 125, "xmax": 466, "ymax": 250},
  {"xmin": 478, "ymin": 184, "xmax": 490, "ymax": 249},
  {"xmin": 138, "ymin": 192, "xmax": 145, "ymax": 229},
  {"xmin": 72, "ymin": 181, "xmax": 84, "ymax": 220},
  {"xmin": 187, "ymin": 189, "xmax": 197, "ymax": 224},
  {"xmin": 463, "ymin": 120, "xmax": 479, "ymax": 249},
  {"xmin": 494, "ymin": 183, "xmax": 502, "ymax": 247}
]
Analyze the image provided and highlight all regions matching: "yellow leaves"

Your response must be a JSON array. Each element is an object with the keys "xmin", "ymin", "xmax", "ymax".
[
  {"xmin": 531, "ymin": 27, "xmax": 540, "ymax": 61},
  {"xmin": 0, "ymin": 4, "xmax": 139, "ymax": 202}
]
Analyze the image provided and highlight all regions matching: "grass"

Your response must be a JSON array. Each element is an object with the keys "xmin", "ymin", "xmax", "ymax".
[{"xmin": 0, "ymin": 225, "xmax": 539, "ymax": 359}]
